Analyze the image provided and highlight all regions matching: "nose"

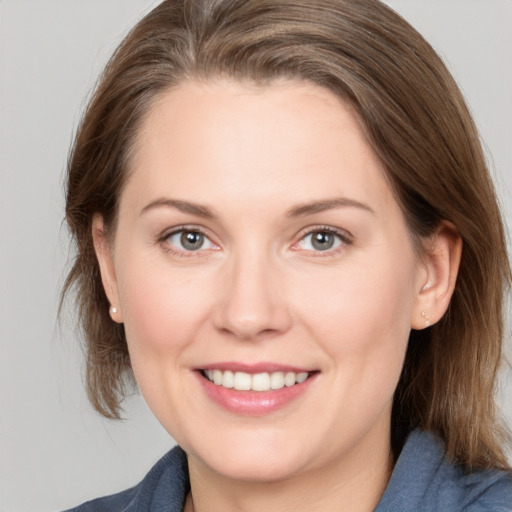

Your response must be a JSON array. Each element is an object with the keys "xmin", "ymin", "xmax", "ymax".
[{"xmin": 212, "ymin": 249, "xmax": 292, "ymax": 340}]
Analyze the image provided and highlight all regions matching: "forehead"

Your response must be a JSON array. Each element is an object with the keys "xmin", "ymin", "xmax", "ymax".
[{"xmin": 124, "ymin": 79, "xmax": 396, "ymax": 218}]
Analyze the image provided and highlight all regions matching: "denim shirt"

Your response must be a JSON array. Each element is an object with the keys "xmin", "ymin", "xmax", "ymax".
[{"xmin": 63, "ymin": 430, "xmax": 512, "ymax": 512}]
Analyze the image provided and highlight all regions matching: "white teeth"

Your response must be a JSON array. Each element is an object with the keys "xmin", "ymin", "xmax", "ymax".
[
  {"xmin": 284, "ymin": 372, "xmax": 296, "ymax": 387},
  {"xmin": 270, "ymin": 372, "xmax": 285, "ymax": 390},
  {"xmin": 296, "ymin": 372, "xmax": 308, "ymax": 383},
  {"xmin": 234, "ymin": 372, "xmax": 252, "ymax": 390},
  {"xmin": 222, "ymin": 370, "xmax": 234, "ymax": 389},
  {"xmin": 204, "ymin": 369, "xmax": 311, "ymax": 391},
  {"xmin": 213, "ymin": 369, "xmax": 222, "ymax": 385},
  {"xmin": 252, "ymin": 372, "xmax": 271, "ymax": 391}
]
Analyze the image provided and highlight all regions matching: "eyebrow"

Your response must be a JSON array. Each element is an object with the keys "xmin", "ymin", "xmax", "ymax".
[
  {"xmin": 286, "ymin": 197, "xmax": 375, "ymax": 217},
  {"xmin": 140, "ymin": 198, "xmax": 217, "ymax": 218},
  {"xmin": 140, "ymin": 196, "xmax": 374, "ymax": 219}
]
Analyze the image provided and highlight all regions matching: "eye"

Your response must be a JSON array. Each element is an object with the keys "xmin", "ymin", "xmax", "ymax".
[
  {"xmin": 295, "ymin": 228, "xmax": 350, "ymax": 253},
  {"xmin": 165, "ymin": 229, "xmax": 218, "ymax": 253}
]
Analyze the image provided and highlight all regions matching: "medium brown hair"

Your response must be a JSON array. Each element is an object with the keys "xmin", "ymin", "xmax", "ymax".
[{"xmin": 62, "ymin": 0, "xmax": 511, "ymax": 470}]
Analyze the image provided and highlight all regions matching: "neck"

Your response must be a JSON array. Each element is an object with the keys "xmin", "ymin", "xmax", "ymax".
[{"xmin": 185, "ymin": 428, "xmax": 393, "ymax": 512}]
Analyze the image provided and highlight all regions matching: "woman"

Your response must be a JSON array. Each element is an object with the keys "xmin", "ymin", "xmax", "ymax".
[{"xmin": 62, "ymin": 0, "xmax": 512, "ymax": 510}]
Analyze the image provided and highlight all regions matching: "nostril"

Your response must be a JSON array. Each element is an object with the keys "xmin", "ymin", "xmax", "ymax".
[
  {"xmin": 215, "ymin": 324, "xmax": 285, "ymax": 342},
  {"xmin": 211, "ymin": 262, "xmax": 293, "ymax": 338}
]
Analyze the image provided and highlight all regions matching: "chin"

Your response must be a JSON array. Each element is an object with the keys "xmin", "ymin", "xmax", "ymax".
[
  {"xmin": 185, "ymin": 428, "xmax": 314, "ymax": 483},
  {"xmin": 208, "ymin": 450, "xmax": 307, "ymax": 483}
]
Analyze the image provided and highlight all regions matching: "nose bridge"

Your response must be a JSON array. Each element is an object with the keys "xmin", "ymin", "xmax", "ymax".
[{"xmin": 213, "ymin": 241, "xmax": 290, "ymax": 339}]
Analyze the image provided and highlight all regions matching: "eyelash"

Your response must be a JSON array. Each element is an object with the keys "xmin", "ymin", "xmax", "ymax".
[
  {"xmin": 159, "ymin": 226, "xmax": 218, "ymax": 258},
  {"xmin": 292, "ymin": 226, "xmax": 353, "ymax": 257},
  {"xmin": 158, "ymin": 225, "xmax": 353, "ymax": 257}
]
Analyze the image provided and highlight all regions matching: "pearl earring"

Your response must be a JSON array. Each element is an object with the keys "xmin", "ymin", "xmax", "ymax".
[
  {"xmin": 421, "ymin": 311, "xmax": 431, "ymax": 326},
  {"xmin": 110, "ymin": 306, "xmax": 118, "ymax": 314}
]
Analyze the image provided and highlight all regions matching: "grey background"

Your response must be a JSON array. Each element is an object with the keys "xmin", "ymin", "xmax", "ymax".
[{"xmin": 0, "ymin": 1, "xmax": 511, "ymax": 511}]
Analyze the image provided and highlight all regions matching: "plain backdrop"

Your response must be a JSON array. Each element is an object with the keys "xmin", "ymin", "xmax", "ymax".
[{"xmin": 0, "ymin": 1, "xmax": 511, "ymax": 511}]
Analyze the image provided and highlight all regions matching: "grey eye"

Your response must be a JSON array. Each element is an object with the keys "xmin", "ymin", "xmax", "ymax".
[
  {"xmin": 180, "ymin": 231, "xmax": 205, "ymax": 251},
  {"xmin": 311, "ymin": 231, "xmax": 336, "ymax": 250},
  {"xmin": 166, "ymin": 229, "xmax": 216, "ymax": 252},
  {"xmin": 298, "ymin": 230, "xmax": 343, "ymax": 252}
]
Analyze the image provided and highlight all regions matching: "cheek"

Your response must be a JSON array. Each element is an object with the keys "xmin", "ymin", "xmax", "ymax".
[
  {"xmin": 298, "ymin": 254, "xmax": 416, "ymax": 383},
  {"xmin": 114, "ymin": 257, "xmax": 217, "ymax": 421},
  {"xmin": 116, "ymin": 256, "xmax": 213, "ymax": 358}
]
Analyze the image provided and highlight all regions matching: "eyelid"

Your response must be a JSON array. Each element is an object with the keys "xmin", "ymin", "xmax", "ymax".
[
  {"xmin": 291, "ymin": 225, "xmax": 354, "ymax": 254},
  {"xmin": 159, "ymin": 225, "xmax": 220, "ymax": 255},
  {"xmin": 157, "ymin": 224, "xmax": 352, "ymax": 257}
]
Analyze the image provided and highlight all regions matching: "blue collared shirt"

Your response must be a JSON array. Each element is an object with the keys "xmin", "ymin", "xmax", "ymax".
[{"xmin": 64, "ymin": 430, "xmax": 512, "ymax": 511}]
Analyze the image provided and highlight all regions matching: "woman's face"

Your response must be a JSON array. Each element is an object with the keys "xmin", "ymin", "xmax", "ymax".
[{"xmin": 98, "ymin": 80, "xmax": 429, "ymax": 482}]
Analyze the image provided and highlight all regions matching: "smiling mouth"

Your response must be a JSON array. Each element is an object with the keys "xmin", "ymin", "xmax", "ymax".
[{"xmin": 201, "ymin": 369, "xmax": 315, "ymax": 392}]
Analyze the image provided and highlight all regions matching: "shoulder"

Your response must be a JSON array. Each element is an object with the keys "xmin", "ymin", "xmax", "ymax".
[
  {"xmin": 62, "ymin": 445, "xmax": 189, "ymax": 512},
  {"xmin": 376, "ymin": 430, "xmax": 512, "ymax": 512}
]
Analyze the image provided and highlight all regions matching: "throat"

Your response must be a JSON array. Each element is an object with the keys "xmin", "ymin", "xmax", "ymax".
[{"xmin": 184, "ymin": 492, "xmax": 194, "ymax": 512}]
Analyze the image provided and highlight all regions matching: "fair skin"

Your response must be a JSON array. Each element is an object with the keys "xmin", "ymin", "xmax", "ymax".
[{"xmin": 93, "ymin": 80, "xmax": 461, "ymax": 512}]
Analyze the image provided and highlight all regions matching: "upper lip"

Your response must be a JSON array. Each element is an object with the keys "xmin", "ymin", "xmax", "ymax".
[{"xmin": 197, "ymin": 362, "xmax": 315, "ymax": 374}]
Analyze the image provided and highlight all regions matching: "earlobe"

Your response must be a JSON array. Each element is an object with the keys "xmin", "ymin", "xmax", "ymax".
[
  {"xmin": 92, "ymin": 214, "xmax": 124, "ymax": 323},
  {"xmin": 411, "ymin": 222, "xmax": 462, "ymax": 330}
]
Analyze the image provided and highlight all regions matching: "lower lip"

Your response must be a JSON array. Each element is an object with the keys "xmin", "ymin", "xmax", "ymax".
[{"xmin": 196, "ymin": 372, "xmax": 318, "ymax": 416}]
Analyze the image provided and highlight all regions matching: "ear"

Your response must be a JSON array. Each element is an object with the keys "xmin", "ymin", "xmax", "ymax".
[
  {"xmin": 411, "ymin": 221, "xmax": 462, "ymax": 330},
  {"xmin": 92, "ymin": 213, "xmax": 124, "ymax": 323}
]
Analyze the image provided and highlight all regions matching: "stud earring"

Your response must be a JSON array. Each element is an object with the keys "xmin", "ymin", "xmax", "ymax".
[
  {"xmin": 421, "ymin": 311, "xmax": 431, "ymax": 326},
  {"xmin": 110, "ymin": 306, "xmax": 118, "ymax": 315}
]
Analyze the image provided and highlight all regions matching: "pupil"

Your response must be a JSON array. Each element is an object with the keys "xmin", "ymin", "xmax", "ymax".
[
  {"xmin": 181, "ymin": 231, "xmax": 204, "ymax": 251},
  {"xmin": 312, "ymin": 231, "xmax": 334, "ymax": 251}
]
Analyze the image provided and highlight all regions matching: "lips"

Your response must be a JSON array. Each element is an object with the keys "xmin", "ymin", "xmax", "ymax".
[{"xmin": 196, "ymin": 363, "xmax": 318, "ymax": 415}]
